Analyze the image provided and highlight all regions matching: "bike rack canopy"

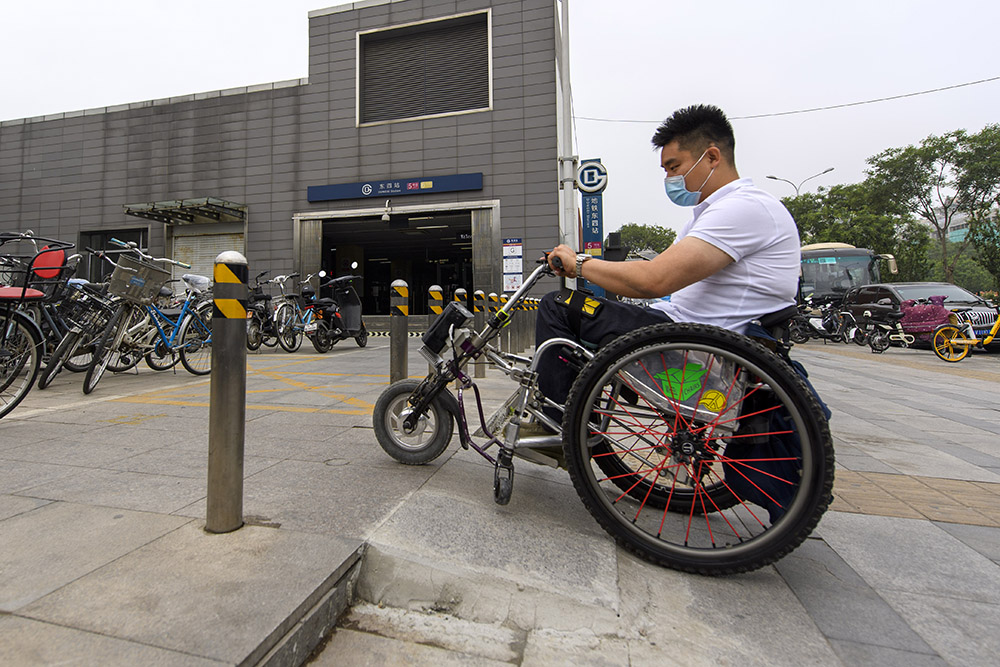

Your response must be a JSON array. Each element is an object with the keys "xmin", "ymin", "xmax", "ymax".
[{"xmin": 123, "ymin": 197, "xmax": 246, "ymax": 225}]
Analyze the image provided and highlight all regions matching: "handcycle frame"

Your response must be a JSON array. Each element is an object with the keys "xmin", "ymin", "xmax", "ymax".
[{"xmin": 377, "ymin": 256, "xmax": 835, "ymax": 575}]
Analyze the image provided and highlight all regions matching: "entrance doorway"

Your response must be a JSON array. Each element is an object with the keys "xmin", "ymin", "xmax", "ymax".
[{"xmin": 320, "ymin": 210, "xmax": 472, "ymax": 315}]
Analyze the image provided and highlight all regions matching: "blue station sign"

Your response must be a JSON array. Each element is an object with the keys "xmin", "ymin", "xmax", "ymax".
[{"xmin": 307, "ymin": 172, "xmax": 483, "ymax": 202}]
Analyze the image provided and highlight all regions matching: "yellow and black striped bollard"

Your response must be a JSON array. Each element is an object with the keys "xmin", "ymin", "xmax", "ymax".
[
  {"xmin": 473, "ymin": 290, "xmax": 486, "ymax": 378},
  {"xmin": 207, "ymin": 251, "xmax": 248, "ymax": 534},
  {"xmin": 390, "ymin": 279, "xmax": 409, "ymax": 383}
]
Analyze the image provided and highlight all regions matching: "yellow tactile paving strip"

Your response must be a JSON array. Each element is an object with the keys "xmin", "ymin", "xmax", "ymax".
[{"xmin": 832, "ymin": 470, "xmax": 1000, "ymax": 527}]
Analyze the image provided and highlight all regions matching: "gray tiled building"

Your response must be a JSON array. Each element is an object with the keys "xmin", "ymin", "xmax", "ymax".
[{"xmin": 0, "ymin": 0, "xmax": 562, "ymax": 314}]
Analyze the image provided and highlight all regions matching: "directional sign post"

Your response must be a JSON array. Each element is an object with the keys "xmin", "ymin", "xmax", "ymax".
[{"xmin": 578, "ymin": 159, "xmax": 608, "ymax": 298}]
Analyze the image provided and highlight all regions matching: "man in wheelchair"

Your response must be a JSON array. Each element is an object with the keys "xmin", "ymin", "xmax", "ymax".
[{"xmin": 537, "ymin": 104, "xmax": 801, "ymax": 419}]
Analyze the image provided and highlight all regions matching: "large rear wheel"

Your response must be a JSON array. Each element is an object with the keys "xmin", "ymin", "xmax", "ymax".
[
  {"xmin": 275, "ymin": 304, "xmax": 302, "ymax": 353},
  {"xmin": 562, "ymin": 322, "xmax": 834, "ymax": 575}
]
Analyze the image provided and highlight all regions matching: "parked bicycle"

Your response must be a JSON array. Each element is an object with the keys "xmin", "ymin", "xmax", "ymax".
[
  {"xmin": 932, "ymin": 304, "xmax": 1000, "ymax": 362},
  {"xmin": 246, "ymin": 271, "xmax": 280, "ymax": 351},
  {"xmin": 271, "ymin": 272, "xmax": 323, "ymax": 353},
  {"xmin": 0, "ymin": 232, "xmax": 74, "ymax": 418},
  {"xmin": 80, "ymin": 240, "xmax": 212, "ymax": 394},
  {"xmin": 373, "ymin": 257, "xmax": 834, "ymax": 575}
]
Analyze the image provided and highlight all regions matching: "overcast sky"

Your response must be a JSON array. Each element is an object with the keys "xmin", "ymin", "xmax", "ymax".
[{"xmin": 2, "ymin": 0, "xmax": 997, "ymax": 235}]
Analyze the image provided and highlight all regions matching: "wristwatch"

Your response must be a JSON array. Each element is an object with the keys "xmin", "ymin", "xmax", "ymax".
[{"xmin": 575, "ymin": 253, "xmax": 592, "ymax": 279}]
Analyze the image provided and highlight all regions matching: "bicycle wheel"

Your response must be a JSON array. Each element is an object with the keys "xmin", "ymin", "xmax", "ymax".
[
  {"xmin": 145, "ymin": 339, "xmax": 179, "ymax": 370},
  {"xmin": 179, "ymin": 309, "xmax": 212, "ymax": 375},
  {"xmin": 275, "ymin": 304, "xmax": 302, "ymax": 352},
  {"xmin": 868, "ymin": 332, "xmax": 890, "ymax": 354},
  {"xmin": 562, "ymin": 322, "xmax": 834, "ymax": 575},
  {"xmin": 83, "ymin": 305, "xmax": 127, "ymax": 395},
  {"xmin": 932, "ymin": 324, "xmax": 970, "ymax": 362},
  {"xmin": 107, "ymin": 305, "xmax": 147, "ymax": 373},
  {"xmin": 0, "ymin": 311, "xmax": 43, "ymax": 418},
  {"xmin": 310, "ymin": 320, "xmax": 333, "ymax": 353},
  {"xmin": 37, "ymin": 328, "xmax": 81, "ymax": 389},
  {"xmin": 374, "ymin": 379, "xmax": 454, "ymax": 465},
  {"xmin": 246, "ymin": 312, "xmax": 263, "ymax": 351}
]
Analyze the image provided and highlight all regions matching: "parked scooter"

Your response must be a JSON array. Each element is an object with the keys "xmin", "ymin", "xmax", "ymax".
[
  {"xmin": 860, "ymin": 309, "xmax": 915, "ymax": 353},
  {"xmin": 793, "ymin": 297, "xmax": 861, "ymax": 344},
  {"xmin": 305, "ymin": 262, "xmax": 368, "ymax": 352}
]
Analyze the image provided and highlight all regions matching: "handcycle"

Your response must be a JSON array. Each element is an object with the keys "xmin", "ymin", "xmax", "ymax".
[
  {"xmin": 931, "ymin": 304, "xmax": 1000, "ymax": 362},
  {"xmin": 81, "ymin": 239, "xmax": 212, "ymax": 394},
  {"xmin": 373, "ymin": 257, "xmax": 835, "ymax": 575}
]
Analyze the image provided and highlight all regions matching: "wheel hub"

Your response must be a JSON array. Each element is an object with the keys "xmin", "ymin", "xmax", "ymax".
[{"xmin": 670, "ymin": 429, "xmax": 711, "ymax": 465}]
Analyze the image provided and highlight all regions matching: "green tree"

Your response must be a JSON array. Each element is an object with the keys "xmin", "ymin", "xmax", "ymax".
[
  {"xmin": 926, "ymin": 241, "xmax": 995, "ymax": 292},
  {"xmin": 958, "ymin": 125, "xmax": 1000, "ymax": 289},
  {"xmin": 614, "ymin": 223, "xmax": 677, "ymax": 255},
  {"xmin": 782, "ymin": 183, "xmax": 931, "ymax": 282},
  {"xmin": 864, "ymin": 126, "xmax": 1000, "ymax": 283},
  {"xmin": 967, "ymin": 212, "xmax": 1000, "ymax": 291}
]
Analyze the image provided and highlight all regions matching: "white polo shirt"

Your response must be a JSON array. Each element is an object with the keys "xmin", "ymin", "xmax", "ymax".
[{"xmin": 650, "ymin": 178, "xmax": 801, "ymax": 333}]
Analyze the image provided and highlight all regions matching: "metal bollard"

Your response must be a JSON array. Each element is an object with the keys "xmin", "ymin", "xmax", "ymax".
[
  {"xmin": 390, "ymin": 279, "xmax": 409, "ymax": 384},
  {"xmin": 207, "ymin": 251, "xmax": 248, "ymax": 534},
  {"xmin": 499, "ymin": 294, "xmax": 509, "ymax": 352},
  {"xmin": 428, "ymin": 284, "xmax": 443, "ymax": 329},
  {"xmin": 473, "ymin": 289, "xmax": 485, "ymax": 378},
  {"xmin": 453, "ymin": 288, "xmax": 467, "ymax": 311}
]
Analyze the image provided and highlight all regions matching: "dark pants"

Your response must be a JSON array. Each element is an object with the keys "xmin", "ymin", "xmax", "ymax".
[{"xmin": 534, "ymin": 291, "xmax": 673, "ymax": 406}]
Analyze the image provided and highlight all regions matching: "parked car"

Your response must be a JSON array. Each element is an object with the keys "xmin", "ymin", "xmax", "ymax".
[{"xmin": 841, "ymin": 282, "xmax": 997, "ymax": 345}]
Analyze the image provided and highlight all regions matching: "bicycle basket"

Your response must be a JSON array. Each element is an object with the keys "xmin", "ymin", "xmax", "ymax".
[{"xmin": 108, "ymin": 254, "xmax": 171, "ymax": 305}]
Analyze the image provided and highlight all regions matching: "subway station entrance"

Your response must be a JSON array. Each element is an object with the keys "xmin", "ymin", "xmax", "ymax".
[{"xmin": 294, "ymin": 201, "xmax": 500, "ymax": 316}]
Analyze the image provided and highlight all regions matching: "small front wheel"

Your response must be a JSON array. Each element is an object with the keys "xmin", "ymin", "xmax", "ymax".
[
  {"xmin": 852, "ymin": 328, "xmax": 868, "ymax": 345},
  {"xmin": 355, "ymin": 323, "xmax": 368, "ymax": 348},
  {"xmin": 373, "ymin": 379, "xmax": 454, "ymax": 464},
  {"xmin": 932, "ymin": 324, "xmax": 970, "ymax": 362}
]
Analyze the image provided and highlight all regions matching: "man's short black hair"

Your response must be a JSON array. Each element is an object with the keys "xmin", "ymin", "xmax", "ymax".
[{"xmin": 651, "ymin": 104, "xmax": 735, "ymax": 163}]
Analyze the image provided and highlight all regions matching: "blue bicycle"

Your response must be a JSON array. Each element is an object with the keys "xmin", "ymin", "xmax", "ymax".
[{"xmin": 80, "ymin": 240, "xmax": 213, "ymax": 394}]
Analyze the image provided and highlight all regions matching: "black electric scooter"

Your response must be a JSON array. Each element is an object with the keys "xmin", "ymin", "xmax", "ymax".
[{"xmin": 308, "ymin": 262, "xmax": 367, "ymax": 352}]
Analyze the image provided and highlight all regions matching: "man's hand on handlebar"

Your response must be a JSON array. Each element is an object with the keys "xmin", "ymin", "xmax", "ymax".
[{"xmin": 543, "ymin": 244, "xmax": 577, "ymax": 278}]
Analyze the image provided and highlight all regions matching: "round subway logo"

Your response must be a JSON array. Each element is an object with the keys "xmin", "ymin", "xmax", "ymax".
[
  {"xmin": 361, "ymin": 183, "xmax": 373, "ymax": 196},
  {"xmin": 578, "ymin": 161, "xmax": 608, "ymax": 194}
]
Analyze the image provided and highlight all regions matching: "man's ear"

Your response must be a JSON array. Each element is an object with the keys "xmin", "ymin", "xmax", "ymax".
[{"xmin": 705, "ymin": 144, "xmax": 723, "ymax": 167}]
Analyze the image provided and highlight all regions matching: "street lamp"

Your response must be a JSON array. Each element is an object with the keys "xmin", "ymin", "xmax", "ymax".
[{"xmin": 766, "ymin": 167, "xmax": 835, "ymax": 196}]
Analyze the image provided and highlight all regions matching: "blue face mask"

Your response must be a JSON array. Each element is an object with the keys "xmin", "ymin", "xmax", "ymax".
[{"xmin": 663, "ymin": 149, "xmax": 715, "ymax": 206}]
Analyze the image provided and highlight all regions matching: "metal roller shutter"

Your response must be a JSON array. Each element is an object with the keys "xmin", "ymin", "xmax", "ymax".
[{"xmin": 171, "ymin": 233, "xmax": 245, "ymax": 285}]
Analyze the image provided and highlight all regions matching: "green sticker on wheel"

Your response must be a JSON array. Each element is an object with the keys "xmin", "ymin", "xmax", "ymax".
[{"xmin": 654, "ymin": 363, "xmax": 706, "ymax": 401}]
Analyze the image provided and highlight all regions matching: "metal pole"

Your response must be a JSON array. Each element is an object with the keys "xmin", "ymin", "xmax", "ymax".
[
  {"xmin": 206, "ymin": 251, "xmax": 248, "ymax": 534},
  {"xmin": 390, "ymin": 279, "xmax": 409, "ymax": 384},
  {"xmin": 473, "ymin": 290, "xmax": 485, "ymax": 378}
]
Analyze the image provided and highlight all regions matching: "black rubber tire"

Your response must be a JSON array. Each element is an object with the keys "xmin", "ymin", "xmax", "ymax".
[
  {"xmin": 107, "ymin": 305, "xmax": 147, "ymax": 373},
  {"xmin": 275, "ymin": 304, "xmax": 302, "ymax": 353},
  {"xmin": 145, "ymin": 339, "xmax": 179, "ymax": 371},
  {"xmin": 179, "ymin": 310, "xmax": 212, "ymax": 375},
  {"xmin": 38, "ymin": 329, "xmax": 81, "ymax": 389},
  {"xmin": 310, "ymin": 320, "xmax": 333, "ymax": 353},
  {"xmin": 852, "ymin": 328, "xmax": 868, "ymax": 345},
  {"xmin": 246, "ymin": 313, "xmax": 263, "ymax": 351},
  {"xmin": 868, "ymin": 332, "xmax": 890, "ymax": 354},
  {"xmin": 789, "ymin": 322, "xmax": 809, "ymax": 345},
  {"xmin": 83, "ymin": 306, "xmax": 126, "ymax": 395},
  {"xmin": 355, "ymin": 323, "xmax": 368, "ymax": 348},
  {"xmin": 373, "ymin": 379, "xmax": 454, "ymax": 465},
  {"xmin": 0, "ymin": 311, "xmax": 43, "ymax": 417},
  {"xmin": 562, "ymin": 322, "xmax": 834, "ymax": 576}
]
